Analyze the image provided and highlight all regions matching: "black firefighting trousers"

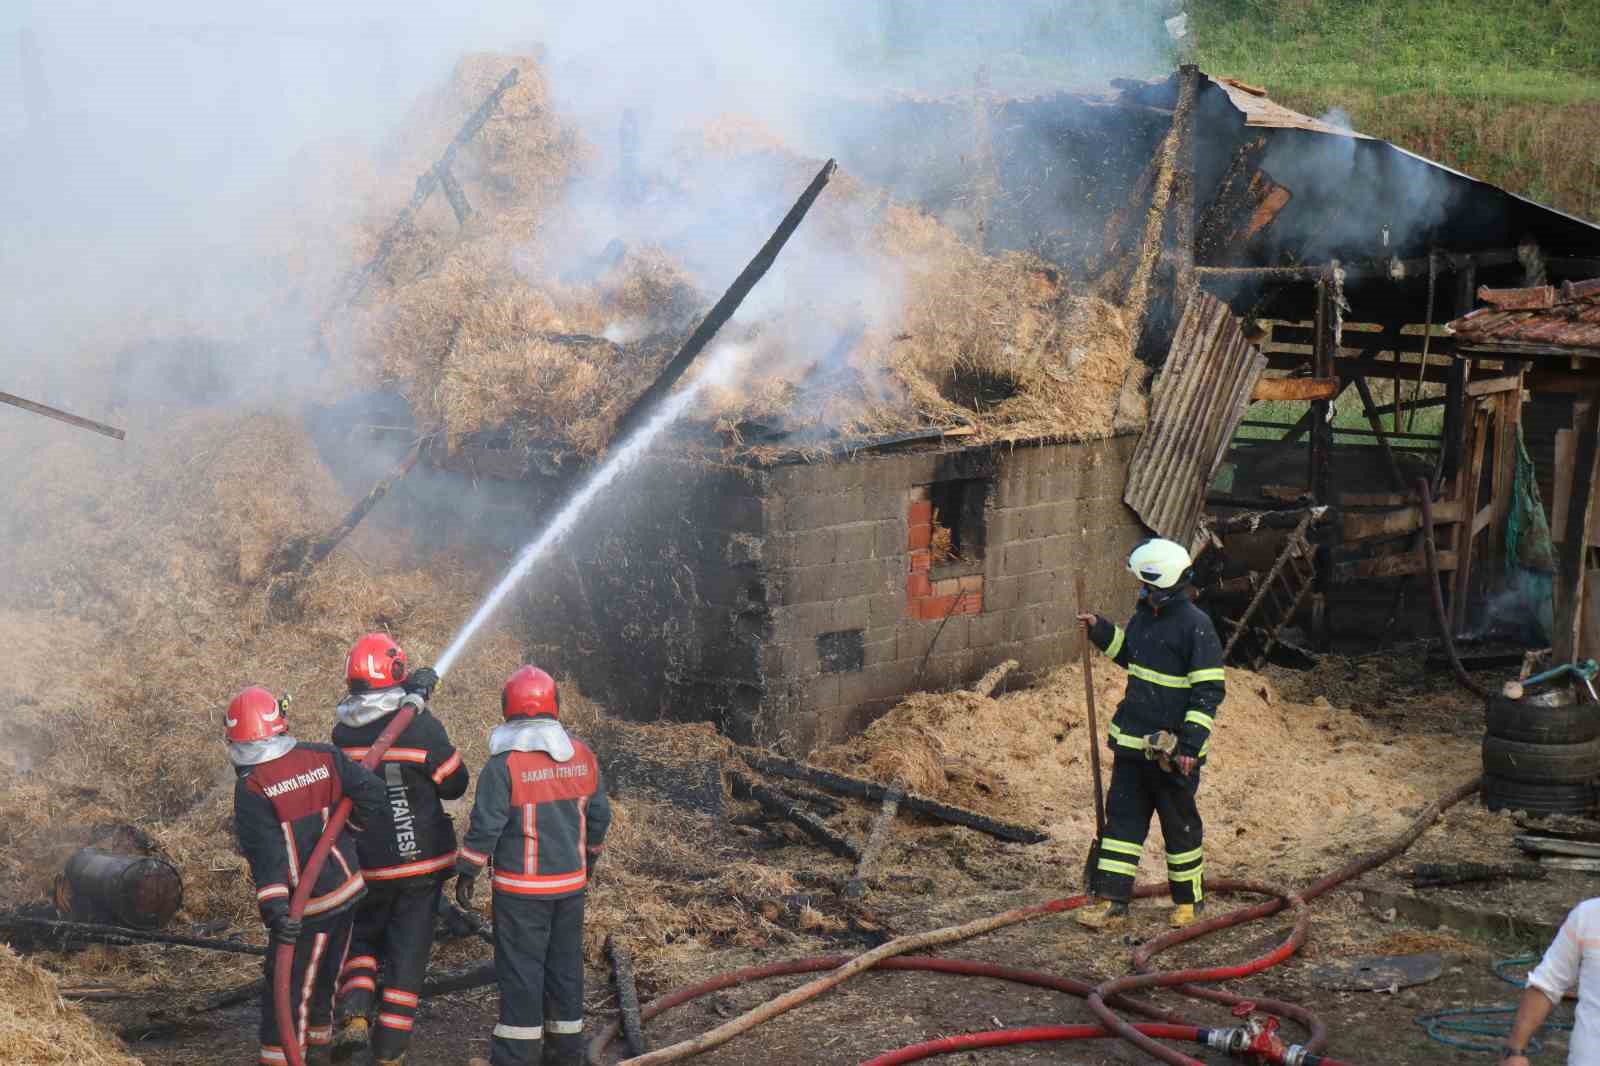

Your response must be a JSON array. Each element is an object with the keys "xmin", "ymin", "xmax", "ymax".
[
  {"xmin": 259, "ymin": 911, "xmax": 354, "ymax": 1063},
  {"xmin": 335, "ymin": 878, "xmax": 440, "ymax": 1058},
  {"xmin": 488, "ymin": 891, "xmax": 586, "ymax": 1066},
  {"xmin": 1092, "ymin": 756, "xmax": 1205, "ymax": 905}
]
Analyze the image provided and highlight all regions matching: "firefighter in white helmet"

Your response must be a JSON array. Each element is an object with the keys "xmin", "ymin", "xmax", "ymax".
[{"xmin": 1074, "ymin": 538, "xmax": 1225, "ymax": 932}]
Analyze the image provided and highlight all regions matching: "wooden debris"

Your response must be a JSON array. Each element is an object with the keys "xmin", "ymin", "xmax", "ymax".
[
  {"xmin": 1411, "ymin": 861, "xmax": 1547, "ymax": 888},
  {"xmin": 1537, "ymin": 856, "xmax": 1600, "ymax": 873},
  {"xmin": 731, "ymin": 772, "xmax": 859, "ymax": 860},
  {"xmin": 742, "ymin": 753, "xmax": 1048, "ymax": 845},
  {"xmin": 266, "ymin": 438, "xmax": 424, "ymax": 580},
  {"xmin": 843, "ymin": 787, "xmax": 904, "ymax": 901},
  {"xmin": 607, "ymin": 935, "xmax": 647, "ymax": 1058},
  {"xmin": 773, "ymin": 784, "xmax": 843, "ymax": 816},
  {"xmin": 1516, "ymin": 834, "xmax": 1600, "ymax": 859},
  {"xmin": 0, "ymin": 390, "xmax": 125, "ymax": 440}
]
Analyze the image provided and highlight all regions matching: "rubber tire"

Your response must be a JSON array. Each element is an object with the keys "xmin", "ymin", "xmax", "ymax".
[
  {"xmin": 1481, "ymin": 735, "xmax": 1600, "ymax": 785},
  {"xmin": 1481, "ymin": 774, "xmax": 1594, "ymax": 815},
  {"xmin": 1485, "ymin": 695, "xmax": 1600, "ymax": 745}
]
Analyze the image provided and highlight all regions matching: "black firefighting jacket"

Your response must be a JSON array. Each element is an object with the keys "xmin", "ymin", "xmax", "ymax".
[
  {"xmin": 456, "ymin": 722, "xmax": 612, "ymax": 899},
  {"xmin": 233, "ymin": 741, "xmax": 388, "ymax": 925},
  {"xmin": 333, "ymin": 703, "xmax": 469, "ymax": 883},
  {"xmin": 1088, "ymin": 595, "xmax": 1226, "ymax": 763}
]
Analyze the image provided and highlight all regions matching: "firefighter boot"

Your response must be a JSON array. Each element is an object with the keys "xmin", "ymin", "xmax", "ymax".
[
  {"xmin": 543, "ymin": 1033, "xmax": 585, "ymax": 1066},
  {"xmin": 1169, "ymin": 902, "xmax": 1206, "ymax": 929},
  {"xmin": 332, "ymin": 1017, "xmax": 369, "ymax": 1061},
  {"xmin": 1072, "ymin": 898, "xmax": 1129, "ymax": 931}
]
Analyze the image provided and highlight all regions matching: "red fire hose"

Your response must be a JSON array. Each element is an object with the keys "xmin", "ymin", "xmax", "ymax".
[
  {"xmin": 588, "ymin": 777, "xmax": 1480, "ymax": 1066},
  {"xmin": 274, "ymin": 705, "xmax": 417, "ymax": 1066}
]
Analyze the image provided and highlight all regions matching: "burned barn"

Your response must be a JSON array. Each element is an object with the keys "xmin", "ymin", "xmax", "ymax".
[{"xmin": 311, "ymin": 66, "xmax": 1600, "ymax": 752}]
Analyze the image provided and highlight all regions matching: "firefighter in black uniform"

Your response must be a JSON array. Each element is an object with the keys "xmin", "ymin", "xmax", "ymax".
[
  {"xmin": 456, "ymin": 666, "xmax": 612, "ymax": 1066},
  {"xmin": 228, "ymin": 686, "xmax": 388, "ymax": 1066},
  {"xmin": 1074, "ymin": 538, "xmax": 1225, "ymax": 932},
  {"xmin": 330, "ymin": 633, "xmax": 469, "ymax": 1066}
]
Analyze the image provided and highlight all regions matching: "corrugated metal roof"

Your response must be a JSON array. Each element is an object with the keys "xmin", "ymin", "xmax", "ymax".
[
  {"xmin": 1211, "ymin": 76, "xmax": 1374, "ymax": 140},
  {"xmin": 1449, "ymin": 277, "xmax": 1600, "ymax": 350},
  {"xmin": 1124, "ymin": 292, "xmax": 1267, "ymax": 542}
]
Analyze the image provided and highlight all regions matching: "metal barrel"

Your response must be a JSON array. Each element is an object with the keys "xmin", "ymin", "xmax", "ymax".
[{"xmin": 57, "ymin": 848, "xmax": 183, "ymax": 930}]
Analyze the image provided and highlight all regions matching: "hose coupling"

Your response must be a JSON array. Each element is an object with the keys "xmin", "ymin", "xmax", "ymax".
[
  {"xmin": 1205, "ymin": 1027, "xmax": 1250, "ymax": 1053},
  {"xmin": 1281, "ymin": 1046, "xmax": 1312, "ymax": 1066}
]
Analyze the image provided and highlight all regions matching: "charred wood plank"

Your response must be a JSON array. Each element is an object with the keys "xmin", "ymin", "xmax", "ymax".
[
  {"xmin": 0, "ymin": 391, "xmax": 125, "ymax": 440},
  {"xmin": 1333, "ymin": 549, "xmax": 1457, "ymax": 580},
  {"xmin": 607, "ymin": 935, "xmax": 647, "ymax": 1057},
  {"xmin": 843, "ymin": 787, "xmax": 904, "ymax": 901},
  {"xmin": 742, "ymin": 754, "xmax": 1048, "ymax": 845},
  {"xmin": 1411, "ymin": 861, "xmax": 1546, "ymax": 888},
  {"xmin": 774, "ymin": 783, "xmax": 844, "ymax": 816},
  {"xmin": 422, "ymin": 961, "xmax": 497, "ymax": 998},
  {"xmin": 437, "ymin": 164, "xmax": 473, "ymax": 225},
  {"xmin": 732, "ymin": 772, "xmax": 859, "ymax": 860},
  {"xmin": 0, "ymin": 913, "xmax": 266, "ymax": 955},
  {"xmin": 1206, "ymin": 505, "xmax": 1330, "ymax": 535},
  {"xmin": 269, "ymin": 438, "xmax": 424, "ymax": 578},
  {"xmin": 608, "ymin": 159, "xmax": 837, "ymax": 444}
]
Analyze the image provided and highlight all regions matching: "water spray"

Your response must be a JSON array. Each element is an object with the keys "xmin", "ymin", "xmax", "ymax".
[{"xmin": 433, "ymin": 341, "xmax": 744, "ymax": 677}]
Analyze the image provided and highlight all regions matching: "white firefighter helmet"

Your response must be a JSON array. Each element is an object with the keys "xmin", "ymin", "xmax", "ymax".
[{"xmin": 1128, "ymin": 538, "xmax": 1193, "ymax": 589}]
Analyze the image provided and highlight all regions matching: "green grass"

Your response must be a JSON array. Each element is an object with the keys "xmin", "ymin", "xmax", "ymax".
[{"xmin": 1190, "ymin": 0, "xmax": 1600, "ymax": 218}]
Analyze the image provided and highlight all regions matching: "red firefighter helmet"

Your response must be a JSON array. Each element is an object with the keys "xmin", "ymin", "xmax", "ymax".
[
  {"xmin": 345, "ymin": 632, "xmax": 408, "ymax": 692},
  {"xmin": 225, "ymin": 686, "xmax": 289, "ymax": 743},
  {"xmin": 502, "ymin": 666, "xmax": 559, "ymax": 720}
]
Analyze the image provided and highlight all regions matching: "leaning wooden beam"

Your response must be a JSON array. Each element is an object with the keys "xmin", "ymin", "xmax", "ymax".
[
  {"xmin": 843, "ymin": 787, "xmax": 904, "ymax": 901},
  {"xmin": 0, "ymin": 390, "xmax": 125, "ymax": 440},
  {"xmin": 607, "ymin": 935, "xmax": 648, "ymax": 1058},
  {"xmin": 608, "ymin": 159, "xmax": 837, "ymax": 444},
  {"xmin": 267, "ymin": 438, "xmax": 424, "ymax": 576},
  {"xmin": 970, "ymin": 659, "xmax": 1018, "ymax": 698},
  {"xmin": 732, "ymin": 772, "xmax": 859, "ymax": 860},
  {"xmin": 1351, "ymin": 375, "xmax": 1408, "ymax": 492},
  {"xmin": 1123, "ymin": 66, "xmax": 1199, "ymax": 342},
  {"xmin": 742, "ymin": 754, "xmax": 1049, "ymax": 845},
  {"xmin": 336, "ymin": 68, "xmax": 520, "ymax": 309}
]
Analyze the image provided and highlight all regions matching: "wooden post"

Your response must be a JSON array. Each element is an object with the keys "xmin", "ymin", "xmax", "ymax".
[
  {"xmin": 1486, "ymin": 380, "xmax": 1524, "ymax": 589},
  {"xmin": 1309, "ymin": 273, "xmax": 1336, "ymax": 647},
  {"xmin": 1555, "ymin": 396, "xmax": 1600, "ymax": 664},
  {"xmin": 1449, "ymin": 406, "xmax": 1490, "ymax": 633}
]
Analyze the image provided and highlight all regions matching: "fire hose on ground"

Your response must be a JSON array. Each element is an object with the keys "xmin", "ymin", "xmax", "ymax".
[{"xmin": 586, "ymin": 777, "xmax": 1481, "ymax": 1066}]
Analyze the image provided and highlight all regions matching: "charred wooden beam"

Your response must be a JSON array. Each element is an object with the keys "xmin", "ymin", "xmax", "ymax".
[
  {"xmin": 0, "ymin": 913, "xmax": 265, "ymax": 955},
  {"xmin": 1266, "ymin": 324, "xmax": 1459, "ymax": 356},
  {"xmin": 1205, "ymin": 505, "xmax": 1330, "ymax": 535},
  {"xmin": 607, "ymin": 935, "xmax": 647, "ymax": 1057},
  {"xmin": 1411, "ymin": 861, "xmax": 1546, "ymax": 888},
  {"xmin": 1333, "ymin": 549, "xmax": 1457, "ymax": 581},
  {"xmin": 732, "ymin": 772, "xmax": 859, "ymax": 860},
  {"xmin": 743, "ymin": 754, "xmax": 1048, "ymax": 845},
  {"xmin": 1352, "ymin": 375, "xmax": 1408, "ymax": 492},
  {"xmin": 437, "ymin": 165, "xmax": 473, "ymax": 226},
  {"xmin": 608, "ymin": 159, "xmax": 837, "ymax": 445},
  {"xmin": 0, "ymin": 390, "xmax": 125, "ymax": 440},
  {"xmin": 1309, "ymin": 272, "xmax": 1337, "ymax": 647},
  {"xmin": 1198, "ymin": 249, "xmax": 1521, "ymax": 286},
  {"xmin": 843, "ymin": 787, "xmax": 904, "ymax": 901},
  {"xmin": 336, "ymin": 68, "xmax": 519, "ymax": 309},
  {"xmin": 266, "ymin": 439, "xmax": 424, "ymax": 578}
]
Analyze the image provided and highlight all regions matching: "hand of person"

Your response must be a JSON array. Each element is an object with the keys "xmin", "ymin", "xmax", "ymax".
[
  {"xmin": 1176, "ymin": 755, "xmax": 1197, "ymax": 776},
  {"xmin": 1076, "ymin": 612, "xmax": 1096, "ymax": 625},
  {"xmin": 1502, "ymin": 1055, "xmax": 1530, "ymax": 1066},
  {"xmin": 269, "ymin": 914, "xmax": 301, "ymax": 946},
  {"xmin": 586, "ymin": 851, "xmax": 601, "ymax": 881},
  {"xmin": 455, "ymin": 871, "xmax": 477, "ymax": 910},
  {"xmin": 405, "ymin": 666, "xmax": 439, "ymax": 701}
]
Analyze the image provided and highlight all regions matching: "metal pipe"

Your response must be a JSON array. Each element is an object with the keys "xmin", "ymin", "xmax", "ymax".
[{"xmin": 55, "ymin": 848, "xmax": 182, "ymax": 929}]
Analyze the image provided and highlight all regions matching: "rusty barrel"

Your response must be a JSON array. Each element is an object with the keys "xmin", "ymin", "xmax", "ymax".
[{"xmin": 54, "ymin": 848, "xmax": 183, "ymax": 929}]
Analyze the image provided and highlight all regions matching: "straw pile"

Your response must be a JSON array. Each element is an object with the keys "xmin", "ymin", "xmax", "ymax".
[
  {"xmin": 812, "ymin": 659, "xmax": 1480, "ymax": 885},
  {"xmin": 0, "ymin": 945, "xmax": 138, "ymax": 1065}
]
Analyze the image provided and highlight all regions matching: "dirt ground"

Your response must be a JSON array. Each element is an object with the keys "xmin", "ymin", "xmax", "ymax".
[{"xmin": 75, "ymin": 654, "xmax": 1591, "ymax": 1066}]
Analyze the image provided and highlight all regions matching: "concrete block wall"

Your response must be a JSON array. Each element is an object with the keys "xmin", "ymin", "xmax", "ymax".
[{"xmin": 758, "ymin": 433, "xmax": 1146, "ymax": 751}]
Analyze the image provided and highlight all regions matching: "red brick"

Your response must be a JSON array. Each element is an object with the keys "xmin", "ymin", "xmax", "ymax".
[
  {"xmin": 958, "ymin": 574, "xmax": 985, "ymax": 594},
  {"xmin": 907, "ymin": 522, "xmax": 932, "ymax": 550},
  {"xmin": 909, "ymin": 550, "xmax": 931, "ymax": 572},
  {"xmin": 906, "ymin": 572, "xmax": 931, "ymax": 598},
  {"xmin": 932, "ymin": 577, "xmax": 961, "ymax": 597},
  {"xmin": 956, "ymin": 592, "xmax": 983, "ymax": 615},
  {"xmin": 917, "ymin": 595, "xmax": 959, "ymax": 620},
  {"xmin": 907, "ymin": 500, "xmax": 933, "ymax": 526}
]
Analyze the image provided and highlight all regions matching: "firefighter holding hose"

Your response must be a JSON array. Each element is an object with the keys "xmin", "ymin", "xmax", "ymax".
[
  {"xmin": 456, "ymin": 666, "xmax": 612, "ymax": 1066},
  {"xmin": 227, "ymin": 686, "xmax": 389, "ymax": 1066},
  {"xmin": 330, "ymin": 633, "xmax": 469, "ymax": 1065},
  {"xmin": 1074, "ymin": 538, "xmax": 1225, "ymax": 932}
]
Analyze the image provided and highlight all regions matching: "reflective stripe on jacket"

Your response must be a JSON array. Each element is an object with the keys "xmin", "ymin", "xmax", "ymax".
[
  {"xmin": 1088, "ymin": 596, "xmax": 1225, "ymax": 761},
  {"xmin": 456, "ymin": 735, "xmax": 612, "ymax": 898}
]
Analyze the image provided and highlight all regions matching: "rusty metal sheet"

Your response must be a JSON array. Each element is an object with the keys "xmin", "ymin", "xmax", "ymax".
[
  {"xmin": 1309, "ymin": 953, "xmax": 1443, "ymax": 992},
  {"xmin": 1449, "ymin": 277, "xmax": 1600, "ymax": 350},
  {"xmin": 1124, "ymin": 292, "xmax": 1267, "ymax": 542}
]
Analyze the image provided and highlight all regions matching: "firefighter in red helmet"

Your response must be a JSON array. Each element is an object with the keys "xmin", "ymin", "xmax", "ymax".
[
  {"xmin": 457, "ymin": 667, "xmax": 611, "ymax": 1066},
  {"xmin": 329, "ymin": 633, "xmax": 468, "ymax": 1066},
  {"xmin": 228, "ymin": 686, "xmax": 387, "ymax": 1066}
]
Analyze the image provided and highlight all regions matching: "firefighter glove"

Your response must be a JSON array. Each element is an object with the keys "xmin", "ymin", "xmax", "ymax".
[
  {"xmin": 405, "ymin": 666, "xmax": 439, "ymax": 701},
  {"xmin": 270, "ymin": 914, "xmax": 302, "ymax": 946},
  {"xmin": 455, "ymin": 870, "xmax": 477, "ymax": 910}
]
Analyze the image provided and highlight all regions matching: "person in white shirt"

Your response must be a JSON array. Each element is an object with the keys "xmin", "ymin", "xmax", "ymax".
[{"xmin": 1504, "ymin": 897, "xmax": 1593, "ymax": 1064}]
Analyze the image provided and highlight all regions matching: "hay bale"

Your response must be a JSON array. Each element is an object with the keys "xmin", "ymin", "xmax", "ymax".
[{"xmin": 0, "ymin": 944, "xmax": 139, "ymax": 1064}]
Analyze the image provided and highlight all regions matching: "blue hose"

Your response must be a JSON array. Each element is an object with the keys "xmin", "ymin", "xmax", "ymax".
[{"xmin": 1416, "ymin": 1006, "xmax": 1565, "ymax": 1053}]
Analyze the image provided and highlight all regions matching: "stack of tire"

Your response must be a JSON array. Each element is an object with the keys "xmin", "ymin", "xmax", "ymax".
[{"xmin": 1482, "ymin": 687, "xmax": 1600, "ymax": 814}]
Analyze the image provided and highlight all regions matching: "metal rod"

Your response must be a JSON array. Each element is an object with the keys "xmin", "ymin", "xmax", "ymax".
[{"xmin": 0, "ymin": 391, "xmax": 125, "ymax": 440}]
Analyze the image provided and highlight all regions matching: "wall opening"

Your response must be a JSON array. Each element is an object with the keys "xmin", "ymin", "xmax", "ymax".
[
  {"xmin": 906, "ymin": 479, "xmax": 988, "ymax": 621},
  {"xmin": 928, "ymin": 477, "xmax": 988, "ymax": 564}
]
